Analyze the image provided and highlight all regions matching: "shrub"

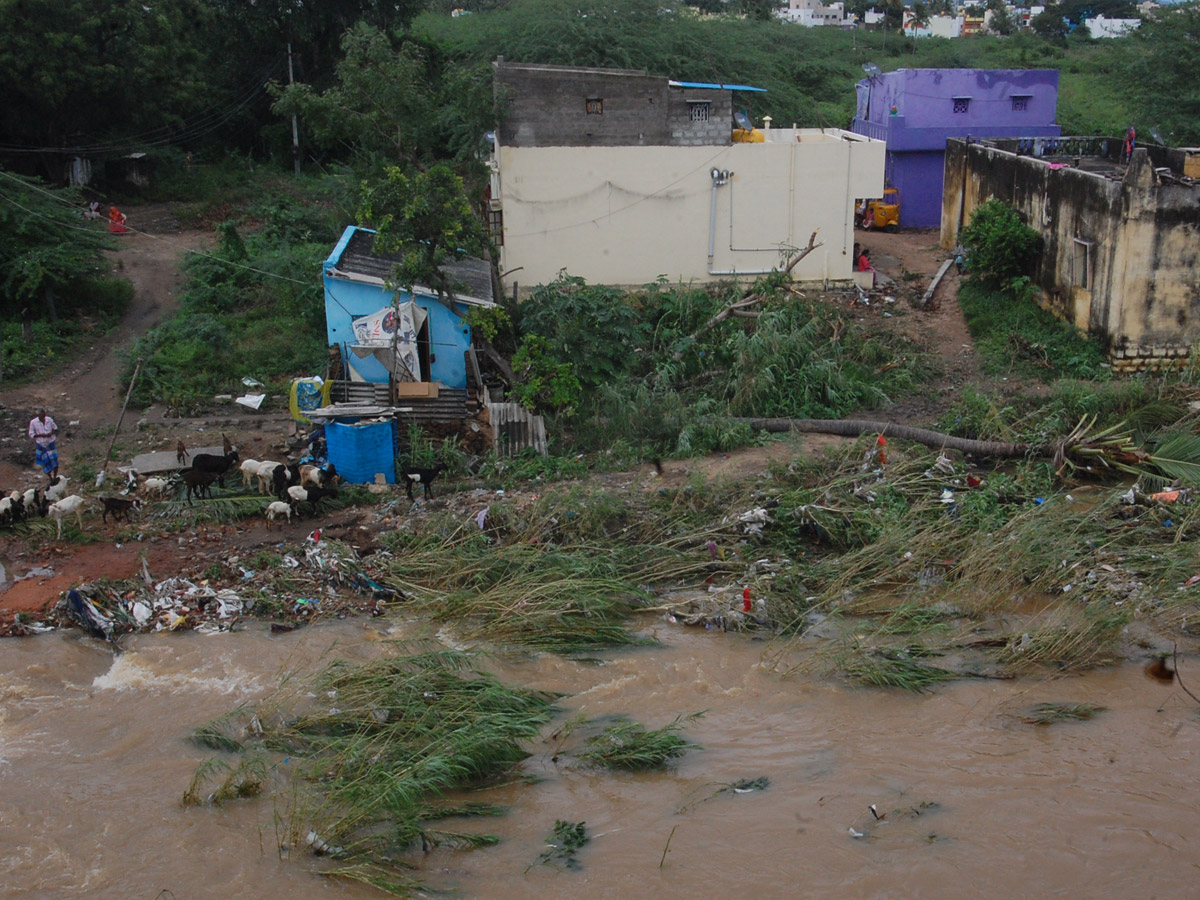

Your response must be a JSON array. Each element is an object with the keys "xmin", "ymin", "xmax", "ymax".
[{"xmin": 960, "ymin": 198, "xmax": 1043, "ymax": 284}]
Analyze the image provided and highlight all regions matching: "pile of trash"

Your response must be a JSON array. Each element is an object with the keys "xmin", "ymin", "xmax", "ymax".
[{"xmin": 45, "ymin": 531, "xmax": 399, "ymax": 642}]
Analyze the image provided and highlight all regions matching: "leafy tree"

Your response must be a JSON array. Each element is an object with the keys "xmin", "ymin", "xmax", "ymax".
[
  {"xmin": 959, "ymin": 199, "xmax": 1042, "ymax": 285},
  {"xmin": 272, "ymin": 24, "xmax": 432, "ymax": 167},
  {"xmin": 272, "ymin": 23, "xmax": 498, "ymax": 168},
  {"xmin": 357, "ymin": 164, "xmax": 486, "ymax": 305},
  {"xmin": 0, "ymin": 0, "xmax": 212, "ymax": 165},
  {"xmin": 1120, "ymin": 5, "xmax": 1200, "ymax": 145},
  {"xmin": 1031, "ymin": 6, "xmax": 1069, "ymax": 42},
  {"xmin": 988, "ymin": 6, "xmax": 1016, "ymax": 35},
  {"xmin": 0, "ymin": 172, "xmax": 113, "ymax": 319}
]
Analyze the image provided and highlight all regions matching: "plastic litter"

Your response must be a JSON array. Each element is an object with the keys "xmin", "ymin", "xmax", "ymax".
[{"xmin": 737, "ymin": 507, "xmax": 771, "ymax": 536}]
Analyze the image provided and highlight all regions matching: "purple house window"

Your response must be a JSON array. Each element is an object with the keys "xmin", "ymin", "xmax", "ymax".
[
  {"xmin": 952, "ymin": 97, "xmax": 971, "ymax": 114},
  {"xmin": 1012, "ymin": 95, "xmax": 1030, "ymax": 111}
]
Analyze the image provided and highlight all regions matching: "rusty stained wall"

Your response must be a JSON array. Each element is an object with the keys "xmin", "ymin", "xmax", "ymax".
[{"xmin": 942, "ymin": 140, "xmax": 1200, "ymax": 369}]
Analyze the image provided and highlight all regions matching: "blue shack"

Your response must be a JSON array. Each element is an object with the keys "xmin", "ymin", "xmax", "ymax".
[{"xmin": 322, "ymin": 226, "xmax": 496, "ymax": 389}]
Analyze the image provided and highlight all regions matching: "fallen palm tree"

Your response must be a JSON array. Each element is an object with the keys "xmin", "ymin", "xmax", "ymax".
[{"xmin": 733, "ymin": 414, "xmax": 1200, "ymax": 484}]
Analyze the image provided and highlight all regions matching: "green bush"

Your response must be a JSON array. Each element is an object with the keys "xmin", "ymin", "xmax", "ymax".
[
  {"xmin": 518, "ymin": 274, "xmax": 648, "ymax": 391},
  {"xmin": 960, "ymin": 199, "xmax": 1043, "ymax": 285}
]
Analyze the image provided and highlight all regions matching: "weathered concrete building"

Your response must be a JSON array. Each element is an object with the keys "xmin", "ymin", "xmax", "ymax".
[
  {"xmin": 941, "ymin": 137, "xmax": 1200, "ymax": 371},
  {"xmin": 490, "ymin": 61, "xmax": 885, "ymax": 288}
]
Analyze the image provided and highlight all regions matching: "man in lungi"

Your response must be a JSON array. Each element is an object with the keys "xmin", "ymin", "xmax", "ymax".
[{"xmin": 28, "ymin": 408, "xmax": 59, "ymax": 479}]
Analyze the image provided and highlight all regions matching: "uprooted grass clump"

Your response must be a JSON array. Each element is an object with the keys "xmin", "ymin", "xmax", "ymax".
[
  {"xmin": 757, "ymin": 434, "xmax": 1200, "ymax": 681},
  {"xmin": 1021, "ymin": 702, "xmax": 1107, "ymax": 725},
  {"xmin": 530, "ymin": 820, "xmax": 589, "ymax": 871},
  {"xmin": 577, "ymin": 713, "xmax": 703, "ymax": 771},
  {"xmin": 183, "ymin": 647, "xmax": 557, "ymax": 896},
  {"xmin": 835, "ymin": 646, "xmax": 955, "ymax": 692}
]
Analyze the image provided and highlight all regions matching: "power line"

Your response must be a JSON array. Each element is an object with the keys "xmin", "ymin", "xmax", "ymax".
[
  {"xmin": 0, "ymin": 171, "xmax": 314, "ymax": 288},
  {"xmin": 0, "ymin": 58, "xmax": 285, "ymax": 156}
]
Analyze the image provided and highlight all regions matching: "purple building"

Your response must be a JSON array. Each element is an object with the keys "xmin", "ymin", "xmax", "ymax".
[{"xmin": 851, "ymin": 68, "xmax": 1061, "ymax": 228}]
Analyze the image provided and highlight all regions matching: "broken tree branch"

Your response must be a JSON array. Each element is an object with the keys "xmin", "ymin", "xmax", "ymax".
[{"xmin": 671, "ymin": 230, "xmax": 824, "ymax": 361}]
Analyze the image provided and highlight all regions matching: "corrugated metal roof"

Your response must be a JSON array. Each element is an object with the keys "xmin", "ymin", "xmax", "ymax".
[
  {"xmin": 331, "ymin": 228, "xmax": 495, "ymax": 306},
  {"xmin": 668, "ymin": 80, "xmax": 767, "ymax": 93}
]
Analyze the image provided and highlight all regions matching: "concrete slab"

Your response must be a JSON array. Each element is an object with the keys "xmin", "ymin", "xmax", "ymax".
[{"xmin": 127, "ymin": 445, "xmax": 225, "ymax": 475}]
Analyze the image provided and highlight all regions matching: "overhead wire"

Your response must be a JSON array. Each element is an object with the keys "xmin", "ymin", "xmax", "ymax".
[
  {"xmin": 0, "ymin": 170, "xmax": 315, "ymax": 289},
  {"xmin": 0, "ymin": 57, "xmax": 286, "ymax": 156}
]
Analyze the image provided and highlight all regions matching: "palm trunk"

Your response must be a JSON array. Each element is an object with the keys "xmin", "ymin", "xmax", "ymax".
[{"xmin": 731, "ymin": 417, "xmax": 1030, "ymax": 458}]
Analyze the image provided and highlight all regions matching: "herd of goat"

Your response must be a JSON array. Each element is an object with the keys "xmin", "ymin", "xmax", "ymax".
[
  {"xmin": 0, "ymin": 447, "xmax": 342, "ymax": 538},
  {"xmin": 3, "ymin": 438, "xmax": 452, "ymax": 538}
]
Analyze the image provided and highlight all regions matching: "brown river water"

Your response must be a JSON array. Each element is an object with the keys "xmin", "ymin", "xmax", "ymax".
[{"xmin": 2, "ymin": 618, "xmax": 1197, "ymax": 900}]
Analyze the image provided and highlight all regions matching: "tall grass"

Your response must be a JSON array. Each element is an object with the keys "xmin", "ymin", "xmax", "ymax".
[{"xmin": 377, "ymin": 482, "xmax": 747, "ymax": 652}]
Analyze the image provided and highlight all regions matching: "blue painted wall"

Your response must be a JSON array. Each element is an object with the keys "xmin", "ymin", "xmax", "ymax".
[{"xmin": 322, "ymin": 227, "xmax": 472, "ymax": 388}]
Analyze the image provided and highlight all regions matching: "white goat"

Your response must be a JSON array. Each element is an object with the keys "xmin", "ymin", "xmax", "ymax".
[
  {"xmin": 48, "ymin": 494, "xmax": 87, "ymax": 538},
  {"xmin": 238, "ymin": 458, "xmax": 263, "ymax": 491},
  {"xmin": 141, "ymin": 477, "xmax": 170, "ymax": 499},
  {"xmin": 255, "ymin": 460, "xmax": 283, "ymax": 495},
  {"xmin": 265, "ymin": 500, "xmax": 292, "ymax": 528},
  {"xmin": 45, "ymin": 475, "xmax": 71, "ymax": 503}
]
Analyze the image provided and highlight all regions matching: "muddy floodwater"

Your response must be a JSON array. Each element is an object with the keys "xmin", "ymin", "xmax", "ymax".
[{"xmin": 2, "ymin": 619, "xmax": 1197, "ymax": 900}]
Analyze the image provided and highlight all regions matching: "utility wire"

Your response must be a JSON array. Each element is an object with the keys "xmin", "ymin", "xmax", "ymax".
[
  {"xmin": 0, "ymin": 171, "xmax": 314, "ymax": 288},
  {"xmin": 0, "ymin": 58, "xmax": 285, "ymax": 155}
]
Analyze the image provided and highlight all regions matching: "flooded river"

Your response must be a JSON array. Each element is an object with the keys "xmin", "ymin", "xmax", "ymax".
[{"xmin": 2, "ymin": 618, "xmax": 1197, "ymax": 899}]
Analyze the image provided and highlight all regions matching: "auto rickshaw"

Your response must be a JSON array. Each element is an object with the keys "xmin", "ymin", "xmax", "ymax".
[{"xmin": 855, "ymin": 187, "xmax": 900, "ymax": 232}]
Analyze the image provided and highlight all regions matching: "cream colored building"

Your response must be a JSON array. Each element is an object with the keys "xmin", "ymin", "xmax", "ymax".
[{"xmin": 491, "ymin": 128, "xmax": 885, "ymax": 288}]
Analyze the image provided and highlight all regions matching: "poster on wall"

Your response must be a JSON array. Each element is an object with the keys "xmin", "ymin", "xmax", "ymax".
[{"xmin": 350, "ymin": 301, "xmax": 427, "ymax": 381}]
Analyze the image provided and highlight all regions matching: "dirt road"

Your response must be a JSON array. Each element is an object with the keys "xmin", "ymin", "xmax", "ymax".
[{"xmin": 0, "ymin": 205, "xmax": 211, "ymax": 489}]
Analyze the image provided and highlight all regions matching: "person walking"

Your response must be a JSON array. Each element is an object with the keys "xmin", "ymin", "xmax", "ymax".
[{"xmin": 28, "ymin": 408, "xmax": 59, "ymax": 479}]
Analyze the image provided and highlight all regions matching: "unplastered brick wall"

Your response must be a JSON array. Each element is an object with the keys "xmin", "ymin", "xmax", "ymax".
[{"xmin": 1109, "ymin": 345, "xmax": 1192, "ymax": 373}]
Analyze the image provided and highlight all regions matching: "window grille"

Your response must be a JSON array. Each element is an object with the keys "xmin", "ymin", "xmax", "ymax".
[
  {"xmin": 585, "ymin": 98, "xmax": 603, "ymax": 115},
  {"xmin": 1011, "ymin": 95, "xmax": 1030, "ymax": 112},
  {"xmin": 952, "ymin": 97, "xmax": 970, "ymax": 114},
  {"xmin": 688, "ymin": 102, "xmax": 711, "ymax": 123}
]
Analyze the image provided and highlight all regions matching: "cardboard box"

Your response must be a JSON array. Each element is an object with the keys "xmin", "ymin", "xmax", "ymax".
[
  {"xmin": 1183, "ymin": 150, "xmax": 1200, "ymax": 179},
  {"xmin": 395, "ymin": 381, "xmax": 439, "ymax": 399}
]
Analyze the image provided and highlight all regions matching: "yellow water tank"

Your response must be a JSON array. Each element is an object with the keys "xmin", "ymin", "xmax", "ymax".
[{"xmin": 731, "ymin": 128, "xmax": 765, "ymax": 143}]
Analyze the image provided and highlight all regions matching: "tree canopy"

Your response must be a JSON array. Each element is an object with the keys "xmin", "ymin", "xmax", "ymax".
[{"xmin": 357, "ymin": 164, "xmax": 486, "ymax": 304}]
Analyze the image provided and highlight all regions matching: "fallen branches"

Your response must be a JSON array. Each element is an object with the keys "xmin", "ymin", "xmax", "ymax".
[{"xmin": 672, "ymin": 230, "xmax": 823, "ymax": 361}]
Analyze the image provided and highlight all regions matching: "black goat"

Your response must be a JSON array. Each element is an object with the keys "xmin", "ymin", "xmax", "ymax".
[
  {"xmin": 401, "ymin": 463, "xmax": 447, "ymax": 501},
  {"xmin": 286, "ymin": 484, "xmax": 338, "ymax": 515},
  {"xmin": 101, "ymin": 496, "xmax": 142, "ymax": 523},
  {"xmin": 182, "ymin": 469, "xmax": 220, "ymax": 504},
  {"xmin": 190, "ymin": 449, "xmax": 240, "ymax": 487},
  {"xmin": 271, "ymin": 463, "xmax": 302, "ymax": 500}
]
